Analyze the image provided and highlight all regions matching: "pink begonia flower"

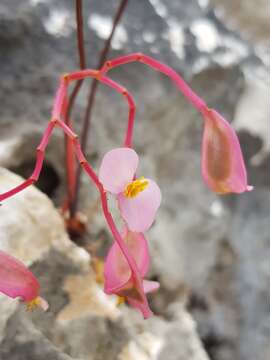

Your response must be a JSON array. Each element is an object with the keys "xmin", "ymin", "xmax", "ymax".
[
  {"xmin": 99, "ymin": 148, "xmax": 161, "ymax": 232},
  {"xmin": 201, "ymin": 108, "xmax": 253, "ymax": 194},
  {"xmin": 0, "ymin": 250, "xmax": 48, "ymax": 311},
  {"xmin": 104, "ymin": 227, "xmax": 159, "ymax": 315}
]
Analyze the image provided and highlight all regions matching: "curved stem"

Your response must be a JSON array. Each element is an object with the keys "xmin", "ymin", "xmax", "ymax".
[
  {"xmin": 63, "ymin": 70, "xmax": 136, "ymax": 148},
  {"xmin": 100, "ymin": 76, "xmax": 135, "ymax": 147},
  {"xmin": 100, "ymin": 53, "xmax": 207, "ymax": 113},
  {"xmin": 0, "ymin": 121, "xmax": 56, "ymax": 202}
]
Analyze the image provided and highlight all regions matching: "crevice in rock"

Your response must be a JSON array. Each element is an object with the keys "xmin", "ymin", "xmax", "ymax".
[
  {"xmin": 187, "ymin": 239, "xmax": 239, "ymax": 360},
  {"xmin": 201, "ymin": 331, "xmax": 233, "ymax": 360},
  {"xmin": 9, "ymin": 159, "xmax": 60, "ymax": 198}
]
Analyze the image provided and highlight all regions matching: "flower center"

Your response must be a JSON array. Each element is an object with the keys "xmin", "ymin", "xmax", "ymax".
[
  {"xmin": 124, "ymin": 177, "xmax": 149, "ymax": 198},
  {"xmin": 26, "ymin": 297, "xmax": 42, "ymax": 311}
]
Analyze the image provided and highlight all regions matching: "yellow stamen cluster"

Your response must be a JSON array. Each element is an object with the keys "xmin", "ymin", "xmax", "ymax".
[
  {"xmin": 124, "ymin": 177, "xmax": 149, "ymax": 198},
  {"xmin": 91, "ymin": 258, "xmax": 126, "ymax": 307},
  {"xmin": 92, "ymin": 258, "xmax": 105, "ymax": 285},
  {"xmin": 116, "ymin": 296, "xmax": 126, "ymax": 306},
  {"xmin": 26, "ymin": 297, "xmax": 42, "ymax": 312}
]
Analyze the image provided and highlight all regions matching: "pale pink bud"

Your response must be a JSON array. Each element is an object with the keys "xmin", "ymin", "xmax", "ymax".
[
  {"xmin": 201, "ymin": 108, "xmax": 253, "ymax": 194},
  {"xmin": 0, "ymin": 251, "xmax": 48, "ymax": 311}
]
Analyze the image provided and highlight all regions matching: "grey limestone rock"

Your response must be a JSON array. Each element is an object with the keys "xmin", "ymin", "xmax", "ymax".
[
  {"xmin": 1, "ymin": 0, "xmax": 270, "ymax": 359},
  {"xmin": 0, "ymin": 169, "xmax": 208, "ymax": 359}
]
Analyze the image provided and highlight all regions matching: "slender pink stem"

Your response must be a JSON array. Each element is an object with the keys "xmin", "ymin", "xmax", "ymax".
[
  {"xmin": 100, "ymin": 53, "xmax": 207, "ymax": 113},
  {"xmin": 56, "ymin": 118, "xmax": 78, "ymax": 140},
  {"xmin": 0, "ymin": 179, "xmax": 34, "ymax": 201},
  {"xmin": 52, "ymin": 79, "xmax": 68, "ymax": 120},
  {"xmin": 64, "ymin": 71, "xmax": 136, "ymax": 147},
  {"xmin": 0, "ymin": 121, "xmax": 56, "ymax": 201},
  {"xmin": 37, "ymin": 121, "xmax": 55, "ymax": 152},
  {"xmin": 31, "ymin": 151, "xmax": 45, "ymax": 181},
  {"xmin": 62, "ymin": 96, "xmax": 77, "ymax": 207},
  {"xmin": 65, "ymin": 135, "xmax": 77, "ymax": 205},
  {"xmin": 99, "ymin": 76, "xmax": 135, "ymax": 147},
  {"xmin": 67, "ymin": 70, "xmax": 99, "ymax": 82}
]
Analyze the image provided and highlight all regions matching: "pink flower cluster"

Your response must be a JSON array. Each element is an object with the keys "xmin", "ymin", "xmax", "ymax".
[
  {"xmin": 0, "ymin": 52, "xmax": 252, "ymax": 318},
  {"xmin": 99, "ymin": 148, "xmax": 161, "ymax": 317}
]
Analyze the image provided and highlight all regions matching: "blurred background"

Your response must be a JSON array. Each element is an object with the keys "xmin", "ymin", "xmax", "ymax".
[{"xmin": 0, "ymin": 0, "xmax": 270, "ymax": 359}]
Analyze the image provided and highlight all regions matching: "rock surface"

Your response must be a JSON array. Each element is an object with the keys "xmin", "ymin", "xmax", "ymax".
[
  {"xmin": 1, "ymin": 0, "xmax": 270, "ymax": 360},
  {"xmin": 0, "ymin": 169, "xmax": 208, "ymax": 360},
  {"xmin": 209, "ymin": 0, "xmax": 270, "ymax": 46}
]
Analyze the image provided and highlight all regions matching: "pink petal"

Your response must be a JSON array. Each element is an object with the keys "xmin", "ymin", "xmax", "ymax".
[
  {"xmin": 37, "ymin": 296, "xmax": 49, "ymax": 311},
  {"xmin": 124, "ymin": 229, "xmax": 150, "ymax": 277},
  {"xmin": 143, "ymin": 280, "xmax": 160, "ymax": 294},
  {"xmin": 118, "ymin": 179, "xmax": 161, "ymax": 232},
  {"xmin": 103, "ymin": 228, "xmax": 153, "ymax": 318},
  {"xmin": 201, "ymin": 108, "xmax": 252, "ymax": 194},
  {"xmin": 104, "ymin": 228, "xmax": 150, "ymax": 294},
  {"xmin": 126, "ymin": 296, "xmax": 153, "ymax": 319},
  {"xmin": 124, "ymin": 280, "xmax": 160, "ymax": 318},
  {"xmin": 115, "ymin": 277, "xmax": 153, "ymax": 319},
  {"xmin": 99, "ymin": 148, "xmax": 139, "ymax": 194},
  {"xmin": 0, "ymin": 250, "xmax": 39, "ymax": 301}
]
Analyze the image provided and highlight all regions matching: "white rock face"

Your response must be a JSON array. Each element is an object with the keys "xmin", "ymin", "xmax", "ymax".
[
  {"xmin": 0, "ymin": 167, "xmax": 89, "ymax": 269},
  {"xmin": 0, "ymin": 168, "xmax": 91, "ymax": 344}
]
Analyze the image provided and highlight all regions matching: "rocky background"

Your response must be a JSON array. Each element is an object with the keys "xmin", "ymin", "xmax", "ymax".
[{"xmin": 0, "ymin": 0, "xmax": 270, "ymax": 359}]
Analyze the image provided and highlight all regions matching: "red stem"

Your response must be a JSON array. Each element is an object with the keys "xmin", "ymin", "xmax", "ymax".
[
  {"xmin": 63, "ymin": 70, "xmax": 136, "ymax": 148},
  {"xmin": 70, "ymin": 0, "xmax": 129, "ymax": 216},
  {"xmin": 100, "ymin": 76, "xmax": 135, "ymax": 147},
  {"xmin": 64, "ymin": 0, "xmax": 86, "ymax": 214},
  {"xmin": 61, "ymin": 96, "xmax": 76, "ymax": 206},
  {"xmin": 100, "ymin": 53, "xmax": 207, "ymax": 113},
  {"xmin": 0, "ymin": 121, "xmax": 56, "ymax": 202}
]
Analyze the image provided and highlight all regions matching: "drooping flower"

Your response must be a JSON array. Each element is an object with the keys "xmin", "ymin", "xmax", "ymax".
[
  {"xmin": 104, "ymin": 227, "xmax": 159, "ymax": 316},
  {"xmin": 99, "ymin": 148, "xmax": 161, "ymax": 232},
  {"xmin": 0, "ymin": 250, "xmax": 48, "ymax": 311},
  {"xmin": 201, "ymin": 107, "xmax": 253, "ymax": 194}
]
